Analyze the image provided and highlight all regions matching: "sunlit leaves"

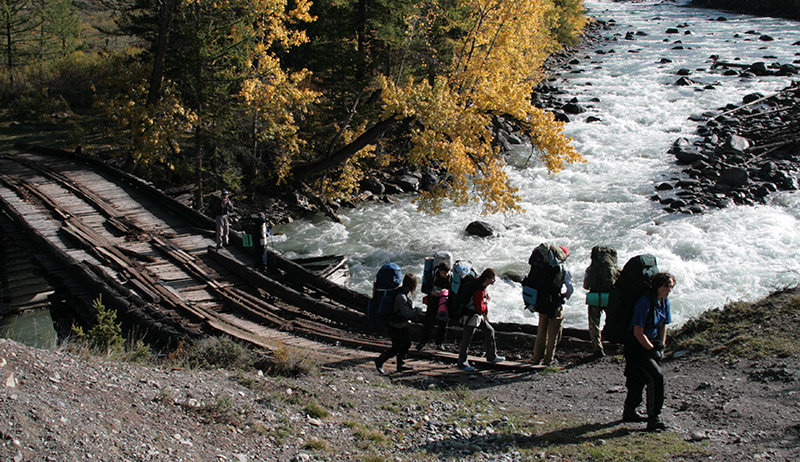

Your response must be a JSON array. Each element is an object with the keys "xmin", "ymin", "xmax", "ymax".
[
  {"xmin": 98, "ymin": 61, "xmax": 196, "ymax": 172},
  {"xmin": 378, "ymin": 0, "xmax": 584, "ymax": 215}
]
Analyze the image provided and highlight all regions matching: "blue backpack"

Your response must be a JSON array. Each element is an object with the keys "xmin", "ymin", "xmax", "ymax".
[
  {"xmin": 448, "ymin": 260, "xmax": 478, "ymax": 322},
  {"xmin": 367, "ymin": 263, "xmax": 403, "ymax": 328}
]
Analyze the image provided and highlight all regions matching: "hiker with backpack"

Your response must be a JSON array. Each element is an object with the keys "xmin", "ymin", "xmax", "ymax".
[
  {"xmin": 210, "ymin": 189, "xmax": 234, "ymax": 249},
  {"xmin": 375, "ymin": 273, "xmax": 424, "ymax": 375},
  {"xmin": 583, "ymin": 246, "xmax": 622, "ymax": 358},
  {"xmin": 622, "ymin": 272, "xmax": 675, "ymax": 432},
  {"xmin": 456, "ymin": 268, "xmax": 505, "ymax": 372},
  {"xmin": 416, "ymin": 262, "xmax": 452, "ymax": 351},
  {"xmin": 523, "ymin": 244, "xmax": 573, "ymax": 366}
]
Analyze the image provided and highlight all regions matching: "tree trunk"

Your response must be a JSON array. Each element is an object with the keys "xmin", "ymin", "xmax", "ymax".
[
  {"xmin": 147, "ymin": 0, "xmax": 177, "ymax": 106},
  {"xmin": 292, "ymin": 115, "xmax": 409, "ymax": 183}
]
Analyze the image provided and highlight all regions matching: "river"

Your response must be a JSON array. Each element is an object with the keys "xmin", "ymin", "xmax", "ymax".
[{"xmin": 272, "ymin": 0, "xmax": 800, "ymax": 329}]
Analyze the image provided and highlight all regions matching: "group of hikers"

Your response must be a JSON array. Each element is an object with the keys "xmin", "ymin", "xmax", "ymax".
[
  {"xmin": 369, "ymin": 244, "xmax": 675, "ymax": 432},
  {"xmin": 210, "ymin": 190, "xmax": 673, "ymax": 432}
]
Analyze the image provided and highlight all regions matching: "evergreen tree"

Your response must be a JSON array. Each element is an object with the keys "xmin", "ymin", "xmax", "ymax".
[{"xmin": 1, "ymin": 0, "xmax": 41, "ymax": 80}]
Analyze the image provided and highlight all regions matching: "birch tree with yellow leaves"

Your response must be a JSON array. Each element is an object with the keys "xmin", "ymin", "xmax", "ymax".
[
  {"xmin": 110, "ymin": 0, "xmax": 584, "ymax": 213},
  {"xmin": 107, "ymin": 0, "xmax": 317, "ymax": 203},
  {"xmin": 295, "ymin": 0, "xmax": 585, "ymax": 215}
]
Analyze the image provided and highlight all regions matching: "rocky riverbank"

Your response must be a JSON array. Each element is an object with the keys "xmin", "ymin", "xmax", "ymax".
[
  {"xmin": 655, "ymin": 81, "xmax": 800, "ymax": 214},
  {"xmin": 526, "ymin": 13, "xmax": 800, "ymax": 216},
  {"xmin": 689, "ymin": 0, "xmax": 800, "ymax": 21}
]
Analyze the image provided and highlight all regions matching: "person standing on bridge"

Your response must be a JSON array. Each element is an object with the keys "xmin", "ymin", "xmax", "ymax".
[
  {"xmin": 254, "ymin": 212, "xmax": 269, "ymax": 272},
  {"xmin": 211, "ymin": 189, "xmax": 234, "ymax": 249},
  {"xmin": 375, "ymin": 273, "xmax": 423, "ymax": 374}
]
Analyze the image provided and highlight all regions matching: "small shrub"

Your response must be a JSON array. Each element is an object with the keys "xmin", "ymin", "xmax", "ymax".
[
  {"xmin": 302, "ymin": 438, "xmax": 330, "ymax": 451},
  {"xmin": 305, "ymin": 400, "xmax": 329, "ymax": 419},
  {"xmin": 197, "ymin": 395, "xmax": 246, "ymax": 425},
  {"xmin": 266, "ymin": 341, "xmax": 317, "ymax": 377},
  {"xmin": 123, "ymin": 339, "xmax": 154, "ymax": 364},
  {"xmin": 183, "ymin": 337, "xmax": 253, "ymax": 370},
  {"xmin": 70, "ymin": 295, "xmax": 125, "ymax": 357},
  {"xmin": 354, "ymin": 427, "xmax": 390, "ymax": 445}
]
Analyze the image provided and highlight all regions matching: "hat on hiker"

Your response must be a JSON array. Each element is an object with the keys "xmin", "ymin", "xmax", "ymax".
[{"xmin": 559, "ymin": 246, "xmax": 569, "ymax": 258}]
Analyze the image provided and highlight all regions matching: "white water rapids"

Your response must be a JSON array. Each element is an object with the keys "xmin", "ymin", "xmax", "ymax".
[{"xmin": 273, "ymin": 0, "xmax": 800, "ymax": 329}]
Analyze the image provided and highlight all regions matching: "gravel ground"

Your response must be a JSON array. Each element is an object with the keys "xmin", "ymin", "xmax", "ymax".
[{"xmin": 2, "ymin": 333, "xmax": 798, "ymax": 461}]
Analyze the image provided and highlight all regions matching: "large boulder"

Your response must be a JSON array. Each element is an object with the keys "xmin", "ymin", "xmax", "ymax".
[
  {"xmin": 360, "ymin": 178, "xmax": 385, "ymax": 195},
  {"xmin": 723, "ymin": 134, "xmax": 750, "ymax": 154},
  {"xmin": 393, "ymin": 174, "xmax": 420, "ymax": 193},
  {"xmin": 675, "ymin": 146, "xmax": 705, "ymax": 164},
  {"xmin": 465, "ymin": 221, "xmax": 496, "ymax": 238},
  {"xmin": 419, "ymin": 172, "xmax": 439, "ymax": 191},
  {"xmin": 748, "ymin": 62, "xmax": 771, "ymax": 76},
  {"xmin": 717, "ymin": 167, "xmax": 749, "ymax": 187},
  {"xmin": 562, "ymin": 102, "xmax": 585, "ymax": 114}
]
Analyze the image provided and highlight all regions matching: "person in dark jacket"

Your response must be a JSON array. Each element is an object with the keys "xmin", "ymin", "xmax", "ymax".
[
  {"xmin": 375, "ymin": 273, "xmax": 423, "ymax": 374},
  {"xmin": 623, "ymin": 272, "xmax": 675, "ymax": 432},
  {"xmin": 253, "ymin": 212, "xmax": 269, "ymax": 272},
  {"xmin": 416, "ymin": 263, "xmax": 451, "ymax": 351},
  {"xmin": 530, "ymin": 245, "xmax": 573, "ymax": 366}
]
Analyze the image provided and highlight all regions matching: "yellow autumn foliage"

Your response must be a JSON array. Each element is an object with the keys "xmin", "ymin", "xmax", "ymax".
[
  {"xmin": 98, "ymin": 62, "xmax": 197, "ymax": 172},
  {"xmin": 381, "ymin": 0, "xmax": 584, "ymax": 215}
]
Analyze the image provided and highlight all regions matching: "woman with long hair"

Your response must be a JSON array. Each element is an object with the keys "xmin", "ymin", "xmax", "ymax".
[{"xmin": 375, "ymin": 273, "xmax": 422, "ymax": 374}]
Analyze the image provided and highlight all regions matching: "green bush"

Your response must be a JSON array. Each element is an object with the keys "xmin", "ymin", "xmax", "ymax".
[
  {"xmin": 265, "ymin": 341, "xmax": 317, "ymax": 377},
  {"xmin": 183, "ymin": 337, "xmax": 254, "ymax": 370},
  {"xmin": 70, "ymin": 295, "xmax": 125, "ymax": 356}
]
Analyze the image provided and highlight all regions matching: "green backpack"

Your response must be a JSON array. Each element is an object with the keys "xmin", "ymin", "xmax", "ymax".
[{"xmin": 584, "ymin": 246, "xmax": 620, "ymax": 293}]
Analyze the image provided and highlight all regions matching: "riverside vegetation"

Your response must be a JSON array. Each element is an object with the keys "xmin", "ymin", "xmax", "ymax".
[
  {"xmin": 1, "ymin": 288, "xmax": 799, "ymax": 461},
  {"xmin": 1, "ymin": 0, "xmax": 586, "ymax": 216}
]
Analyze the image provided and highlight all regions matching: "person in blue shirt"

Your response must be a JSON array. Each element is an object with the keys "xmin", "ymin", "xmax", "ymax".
[{"xmin": 623, "ymin": 272, "xmax": 675, "ymax": 432}]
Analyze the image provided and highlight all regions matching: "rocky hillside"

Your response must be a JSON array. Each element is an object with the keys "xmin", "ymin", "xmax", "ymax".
[{"xmin": 2, "ymin": 288, "xmax": 798, "ymax": 461}]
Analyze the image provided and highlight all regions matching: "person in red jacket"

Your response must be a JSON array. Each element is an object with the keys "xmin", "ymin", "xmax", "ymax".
[{"xmin": 456, "ymin": 268, "xmax": 505, "ymax": 371}]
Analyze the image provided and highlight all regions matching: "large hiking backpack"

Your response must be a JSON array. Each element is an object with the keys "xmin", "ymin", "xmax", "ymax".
[
  {"xmin": 421, "ymin": 251, "xmax": 452, "ymax": 295},
  {"xmin": 366, "ymin": 263, "xmax": 403, "ymax": 328},
  {"xmin": 448, "ymin": 260, "xmax": 478, "ymax": 322},
  {"xmin": 584, "ymin": 246, "xmax": 621, "ymax": 307},
  {"xmin": 602, "ymin": 254, "xmax": 659, "ymax": 344},
  {"xmin": 450, "ymin": 260, "xmax": 476, "ymax": 295},
  {"xmin": 521, "ymin": 244, "xmax": 566, "ymax": 314},
  {"xmin": 447, "ymin": 276, "xmax": 477, "ymax": 322}
]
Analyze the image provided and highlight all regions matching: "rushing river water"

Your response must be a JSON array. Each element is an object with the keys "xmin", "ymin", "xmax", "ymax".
[{"xmin": 273, "ymin": 0, "xmax": 800, "ymax": 329}]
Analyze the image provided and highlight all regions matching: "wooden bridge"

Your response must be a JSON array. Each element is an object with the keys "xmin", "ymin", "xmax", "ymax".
[{"xmin": 0, "ymin": 145, "xmax": 595, "ymax": 374}]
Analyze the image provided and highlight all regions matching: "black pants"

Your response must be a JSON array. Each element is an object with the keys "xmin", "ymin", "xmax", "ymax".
[
  {"xmin": 377, "ymin": 325, "xmax": 410, "ymax": 370},
  {"xmin": 624, "ymin": 341, "xmax": 665, "ymax": 419},
  {"xmin": 417, "ymin": 298, "xmax": 447, "ymax": 346},
  {"xmin": 254, "ymin": 244, "xmax": 267, "ymax": 271}
]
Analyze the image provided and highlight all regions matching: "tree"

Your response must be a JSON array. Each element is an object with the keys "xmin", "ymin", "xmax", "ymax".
[
  {"xmin": 294, "ymin": 0, "xmax": 585, "ymax": 214},
  {"xmin": 38, "ymin": 0, "xmax": 81, "ymax": 59},
  {"xmin": 111, "ymin": 0, "xmax": 586, "ymax": 215},
  {"xmin": 108, "ymin": 0, "xmax": 317, "ymax": 206},
  {"xmin": 1, "ymin": 0, "xmax": 41, "ymax": 81}
]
